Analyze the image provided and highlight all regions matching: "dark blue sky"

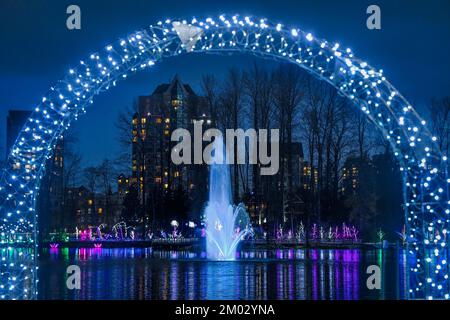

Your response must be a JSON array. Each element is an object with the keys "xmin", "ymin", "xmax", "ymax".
[{"xmin": 1, "ymin": 0, "xmax": 449, "ymax": 166}]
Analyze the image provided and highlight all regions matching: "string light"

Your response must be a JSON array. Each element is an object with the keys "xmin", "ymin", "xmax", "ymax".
[{"xmin": 0, "ymin": 14, "xmax": 448, "ymax": 300}]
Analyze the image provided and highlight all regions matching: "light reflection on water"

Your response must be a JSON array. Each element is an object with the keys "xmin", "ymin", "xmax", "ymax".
[{"xmin": 37, "ymin": 248, "xmax": 407, "ymax": 300}]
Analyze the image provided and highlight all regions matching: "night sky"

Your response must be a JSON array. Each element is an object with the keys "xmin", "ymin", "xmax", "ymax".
[{"xmin": 0, "ymin": 0, "xmax": 449, "ymax": 167}]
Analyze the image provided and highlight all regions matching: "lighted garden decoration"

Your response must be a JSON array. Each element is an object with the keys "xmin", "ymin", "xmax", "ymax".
[{"xmin": 0, "ymin": 14, "xmax": 448, "ymax": 300}]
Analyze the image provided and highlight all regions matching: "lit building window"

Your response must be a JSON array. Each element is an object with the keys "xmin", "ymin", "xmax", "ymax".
[
  {"xmin": 172, "ymin": 99, "xmax": 181, "ymax": 107},
  {"xmin": 88, "ymin": 199, "xmax": 93, "ymax": 205},
  {"xmin": 156, "ymin": 118, "xmax": 162, "ymax": 124},
  {"xmin": 141, "ymin": 118, "xmax": 146, "ymax": 124},
  {"xmin": 98, "ymin": 208, "xmax": 103, "ymax": 214}
]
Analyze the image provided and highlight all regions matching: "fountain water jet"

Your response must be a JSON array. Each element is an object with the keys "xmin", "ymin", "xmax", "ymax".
[{"xmin": 204, "ymin": 136, "xmax": 251, "ymax": 260}]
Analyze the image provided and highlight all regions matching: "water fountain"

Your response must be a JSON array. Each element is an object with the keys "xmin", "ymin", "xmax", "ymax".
[{"xmin": 204, "ymin": 136, "xmax": 250, "ymax": 260}]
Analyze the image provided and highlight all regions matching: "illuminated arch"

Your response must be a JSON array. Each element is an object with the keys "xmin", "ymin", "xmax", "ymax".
[{"xmin": 0, "ymin": 15, "xmax": 448, "ymax": 300}]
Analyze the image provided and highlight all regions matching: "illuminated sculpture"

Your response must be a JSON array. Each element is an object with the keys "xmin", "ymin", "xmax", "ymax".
[{"xmin": 0, "ymin": 14, "xmax": 448, "ymax": 299}]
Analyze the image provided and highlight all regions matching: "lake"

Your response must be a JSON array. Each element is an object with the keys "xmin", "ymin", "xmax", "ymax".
[{"xmin": 37, "ymin": 247, "xmax": 407, "ymax": 300}]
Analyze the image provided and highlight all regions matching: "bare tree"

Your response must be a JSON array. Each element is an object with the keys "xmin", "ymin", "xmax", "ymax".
[
  {"xmin": 428, "ymin": 97, "xmax": 450, "ymax": 155},
  {"xmin": 58, "ymin": 131, "xmax": 82, "ymax": 229},
  {"xmin": 115, "ymin": 102, "xmax": 138, "ymax": 173},
  {"xmin": 301, "ymin": 79, "xmax": 337, "ymax": 220},
  {"xmin": 329, "ymin": 99, "xmax": 353, "ymax": 202},
  {"xmin": 201, "ymin": 74, "xmax": 219, "ymax": 126},
  {"xmin": 82, "ymin": 159, "xmax": 117, "ymax": 225},
  {"xmin": 299, "ymin": 77, "xmax": 360, "ymax": 221},
  {"xmin": 83, "ymin": 166, "xmax": 99, "ymax": 193},
  {"xmin": 220, "ymin": 68, "xmax": 245, "ymax": 201},
  {"xmin": 98, "ymin": 159, "xmax": 117, "ymax": 224},
  {"xmin": 244, "ymin": 62, "xmax": 274, "ymax": 195},
  {"xmin": 354, "ymin": 111, "xmax": 369, "ymax": 161},
  {"xmin": 62, "ymin": 132, "xmax": 83, "ymax": 189},
  {"xmin": 273, "ymin": 65, "xmax": 305, "ymax": 190}
]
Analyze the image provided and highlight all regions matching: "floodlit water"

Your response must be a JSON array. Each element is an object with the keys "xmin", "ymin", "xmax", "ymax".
[{"xmin": 37, "ymin": 248, "xmax": 408, "ymax": 300}]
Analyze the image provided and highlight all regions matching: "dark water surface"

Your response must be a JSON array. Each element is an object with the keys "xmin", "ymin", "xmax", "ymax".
[{"xmin": 38, "ymin": 248, "xmax": 407, "ymax": 300}]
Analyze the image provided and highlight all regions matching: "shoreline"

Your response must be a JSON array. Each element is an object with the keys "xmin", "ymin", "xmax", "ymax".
[{"xmin": 1, "ymin": 238, "xmax": 402, "ymax": 250}]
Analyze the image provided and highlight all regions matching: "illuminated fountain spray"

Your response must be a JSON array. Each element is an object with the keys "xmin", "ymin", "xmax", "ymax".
[{"xmin": 204, "ymin": 136, "xmax": 250, "ymax": 260}]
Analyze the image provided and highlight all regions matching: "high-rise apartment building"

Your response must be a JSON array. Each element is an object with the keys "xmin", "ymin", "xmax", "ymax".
[{"xmin": 129, "ymin": 75, "xmax": 210, "ymax": 225}]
